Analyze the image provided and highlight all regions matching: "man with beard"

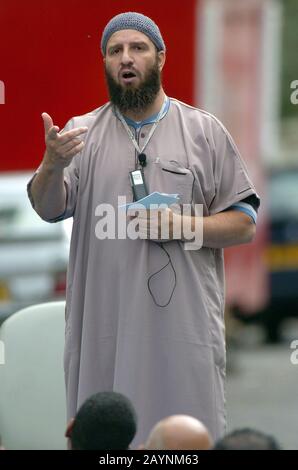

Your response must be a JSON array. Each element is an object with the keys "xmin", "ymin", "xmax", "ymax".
[{"xmin": 28, "ymin": 12, "xmax": 259, "ymax": 446}]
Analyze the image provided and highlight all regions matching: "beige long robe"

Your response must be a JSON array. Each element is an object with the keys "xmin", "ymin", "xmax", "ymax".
[{"xmin": 28, "ymin": 97, "xmax": 257, "ymax": 446}]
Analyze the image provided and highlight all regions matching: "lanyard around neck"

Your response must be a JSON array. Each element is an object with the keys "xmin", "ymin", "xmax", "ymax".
[{"xmin": 115, "ymin": 96, "xmax": 167, "ymax": 155}]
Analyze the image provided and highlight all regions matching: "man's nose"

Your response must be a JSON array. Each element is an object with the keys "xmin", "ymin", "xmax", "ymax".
[{"xmin": 121, "ymin": 47, "xmax": 133, "ymax": 65}]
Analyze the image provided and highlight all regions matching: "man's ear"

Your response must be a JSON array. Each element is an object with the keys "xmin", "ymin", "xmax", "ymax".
[
  {"xmin": 157, "ymin": 51, "xmax": 166, "ymax": 71},
  {"xmin": 65, "ymin": 418, "xmax": 75, "ymax": 450},
  {"xmin": 65, "ymin": 418, "xmax": 75, "ymax": 438}
]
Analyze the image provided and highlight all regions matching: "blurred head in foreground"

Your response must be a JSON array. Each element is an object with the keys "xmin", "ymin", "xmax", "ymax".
[
  {"xmin": 65, "ymin": 391, "xmax": 137, "ymax": 450},
  {"xmin": 213, "ymin": 428, "xmax": 281, "ymax": 450},
  {"xmin": 141, "ymin": 414, "xmax": 212, "ymax": 450}
]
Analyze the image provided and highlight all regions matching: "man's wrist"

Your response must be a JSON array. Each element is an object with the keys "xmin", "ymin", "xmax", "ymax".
[{"xmin": 41, "ymin": 152, "xmax": 65, "ymax": 174}]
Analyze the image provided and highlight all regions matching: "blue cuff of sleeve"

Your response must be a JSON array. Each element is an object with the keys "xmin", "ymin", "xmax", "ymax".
[{"xmin": 230, "ymin": 202, "xmax": 257, "ymax": 224}]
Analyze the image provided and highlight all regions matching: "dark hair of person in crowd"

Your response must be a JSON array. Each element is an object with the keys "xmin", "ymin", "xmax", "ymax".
[
  {"xmin": 65, "ymin": 391, "xmax": 137, "ymax": 450},
  {"xmin": 213, "ymin": 427, "xmax": 281, "ymax": 450}
]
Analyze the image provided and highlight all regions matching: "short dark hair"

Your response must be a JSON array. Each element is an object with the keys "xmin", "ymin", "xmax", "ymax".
[
  {"xmin": 213, "ymin": 428, "xmax": 281, "ymax": 450},
  {"xmin": 71, "ymin": 391, "xmax": 137, "ymax": 450}
]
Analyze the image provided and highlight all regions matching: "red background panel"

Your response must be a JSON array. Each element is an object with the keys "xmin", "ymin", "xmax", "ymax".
[{"xmin": 0, "ymin": 0, "xmax": 199, "ymax": 171}]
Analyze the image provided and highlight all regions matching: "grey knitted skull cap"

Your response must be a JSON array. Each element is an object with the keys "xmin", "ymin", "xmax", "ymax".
[{"xmin": 101, "ymin": 12, "xmax": 166, "ymax": 56}]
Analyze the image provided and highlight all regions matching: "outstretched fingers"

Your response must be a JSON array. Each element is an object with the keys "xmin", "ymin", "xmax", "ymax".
[
  {"xmin": 57, "ymin": 126, "xmax": 88, "ymax": 144},
  {"xmin": 41, "ymin": 112, "xmax": 88, "ymax": 167},
  {"xmin": 42, "ymin": 112, "xmax": 60, "ymax": 139}
]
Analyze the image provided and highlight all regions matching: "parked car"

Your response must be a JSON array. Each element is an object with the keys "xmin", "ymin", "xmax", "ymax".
[
  {"xmin": 0, "ymin": 172, "xmax": 72, "ymax": 322},
  {"xmin": 234, "ymin": 168, "xmax": 298, "ymax": 343}
]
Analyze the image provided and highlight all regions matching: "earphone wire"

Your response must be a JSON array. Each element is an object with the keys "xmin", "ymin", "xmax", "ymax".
[{"xmin": 147, "ymin": 242, "xmax": 177, "ymax": 308}]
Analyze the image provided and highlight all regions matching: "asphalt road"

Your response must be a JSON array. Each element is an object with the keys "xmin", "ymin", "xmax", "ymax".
[{"xmin": 226, "ymin": 323, "xmax": 298, "ymax": 450}]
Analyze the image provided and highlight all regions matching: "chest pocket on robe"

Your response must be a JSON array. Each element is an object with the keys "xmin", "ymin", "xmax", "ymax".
[{"xmin": 146, "ymin": 159, "xmax": 194, "ymax": 205}]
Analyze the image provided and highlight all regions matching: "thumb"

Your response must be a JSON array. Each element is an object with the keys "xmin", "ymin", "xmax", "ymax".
[{"xmin": 42, "ymin": 112, "xmax": 59, "ymax": 138}]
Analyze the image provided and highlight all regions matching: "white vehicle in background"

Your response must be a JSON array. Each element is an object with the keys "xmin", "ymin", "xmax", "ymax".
[{"xmin": 0, "ymin": 172, "xmax": 72, "ymax": 322}]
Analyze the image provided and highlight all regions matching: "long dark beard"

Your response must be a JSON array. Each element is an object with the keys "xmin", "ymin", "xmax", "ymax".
[{"xmin": 105, "ymin": 59, "xmax": 161, "ymax": 115}]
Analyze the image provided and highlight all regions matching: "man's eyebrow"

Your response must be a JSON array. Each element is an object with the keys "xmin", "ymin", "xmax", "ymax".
[
  {"xmin": 108, "ymin": 43, "xmax": 122, "ymax": 50},
  {"xmin": 130, "ymin": 41, "xmax": 149, "ymax": 47},
  {"xmin": 108, "ymin": 41, "xmax": 149, "ymax": 50}
]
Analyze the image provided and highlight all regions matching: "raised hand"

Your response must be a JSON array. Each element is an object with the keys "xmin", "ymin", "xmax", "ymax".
[{"xmin": 42, "ymin": 112, "xmax": 88, "ymax": 169}]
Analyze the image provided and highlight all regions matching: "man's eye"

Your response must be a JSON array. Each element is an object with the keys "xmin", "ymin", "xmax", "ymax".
[{"xmin": 111, "ymin": 49, "xmax": 120, "ymax": 55}]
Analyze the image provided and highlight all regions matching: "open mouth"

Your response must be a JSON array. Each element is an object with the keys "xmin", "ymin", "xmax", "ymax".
[
  {"xmin": 120, "ymin": 70, "xmax": 138, "ymax": 83},
  {"xmin": 122, "ymin": 72, "xmax": 136, "ymax": 79}
]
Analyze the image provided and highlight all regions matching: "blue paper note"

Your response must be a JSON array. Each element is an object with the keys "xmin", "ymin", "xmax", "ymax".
[{"xmin": 119, "ymin": 192, "xmax": 180, "ymax": 210}]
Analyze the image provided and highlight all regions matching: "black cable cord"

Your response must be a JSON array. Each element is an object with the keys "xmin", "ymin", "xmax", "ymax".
[
  {"xmin": 147, "ymin": 242, "xmax": 177, "ymax": 308},
  {"xmin": 146, "ymin": 168, "xmax": 196, "ymax": 307}
]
